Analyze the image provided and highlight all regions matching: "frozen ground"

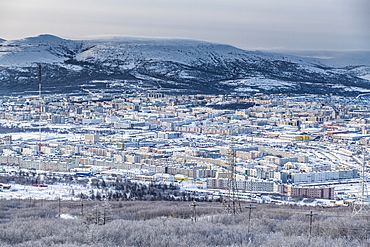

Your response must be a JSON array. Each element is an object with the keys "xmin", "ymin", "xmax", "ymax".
[{"xmin": 0, "ymin": 183, "xmax": 88, "ymax": 201}]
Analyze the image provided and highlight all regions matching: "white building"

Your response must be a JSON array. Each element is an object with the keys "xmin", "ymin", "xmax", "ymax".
[{"xmin": 84, "ymin": 134, "xmax": 100, "ymax": 144}]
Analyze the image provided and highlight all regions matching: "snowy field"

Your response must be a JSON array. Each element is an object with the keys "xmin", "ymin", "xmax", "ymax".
[
  {"xmin": 0, "ymin": 183, "xmax": 87, "ymax": 201},
  {"xmin": 1, "ymin": 132, "xmax": 83, "ymax": 143}
]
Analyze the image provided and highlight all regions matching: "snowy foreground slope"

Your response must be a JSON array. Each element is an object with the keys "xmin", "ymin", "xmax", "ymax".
[{"xmin": 0, "ymin": 34, "xmax": 369, "ymax": 95}]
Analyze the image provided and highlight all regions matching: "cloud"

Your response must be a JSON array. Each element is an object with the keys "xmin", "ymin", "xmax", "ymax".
[{"xmin": 0, "ymin": 0, "xmax": 369, "ymax": 50}]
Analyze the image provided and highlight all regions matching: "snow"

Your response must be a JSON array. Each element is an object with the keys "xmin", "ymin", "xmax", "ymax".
[
  {"xmin": 0, "ymin": 34, "xmax": 369, "ymax": 95},
  {"xmin": 220, "ymin": 78, "xmax": 295, "ymax": 91},
  {"xmin": 268, "ymin": 49, "xmax": 370, "ymax": 67},
  {"xmin": 0, "ymin": 183, "xmax": 89, "ymax": 201},
  {"xmin": 60, "ymin": 213, "xmax": 77, "ymax": 219},
  {"xmin": 358, "ymin": 74, "xmax": 370, "ymax": 81},
  {"xmin": 57, "ymin": 63, "xmax": 83, "ymax": 71},
  {"xmin": 0, "ymin": 131, "xmax": 82, "ymax": 143},
  {"xmin": 2, "ymin": 34, "xmax": 366, "ymax": 71},
  {"xmin": 20, "ymin": 34, "xmax": 67, "ymax": 44}
]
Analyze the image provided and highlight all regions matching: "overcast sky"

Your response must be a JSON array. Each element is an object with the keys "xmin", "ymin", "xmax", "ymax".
[{"xmin": 1, "ymin": 0, "xmax": 369, "ymax": 50}]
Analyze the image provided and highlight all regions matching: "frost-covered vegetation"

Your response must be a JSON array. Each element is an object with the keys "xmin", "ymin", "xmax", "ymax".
[
  {"xmin": 0, "ymin": 200, "xmax": 368, "ymax": 247},
  {"xmin": 0, "ymin": 171, "xmax": 217, "ymax": 202}
]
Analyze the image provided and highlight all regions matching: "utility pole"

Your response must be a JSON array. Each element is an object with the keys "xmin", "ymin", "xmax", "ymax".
[
  {"xmin": 58, "ymin": 197, "xmax": 61, "ymax": 218},
  {"xmin": 306, "ymin": 210, "xmax": 317, "ymax": 245},
  {"xmin": 245, "ymin": 204, "xmax": 256, "ymax": 233},
  {"xmin": 189, "ymin": 201, "xmax": 198, "ymax": 222},
  {"xmin": 353, "ymin": 152, "xmax": 369, "ymax": 216},
  {"xmin": 102, "ymin": 201, "xmax": 110, "ymax": 225},
  {"xmin": 95, "ymin": 205, "xmax": 99, "ymax": 225},
  {"xmin": 80, "ymin": 197, "xmax": 84, "ymax": 215},
  {"xmin": 102, "ymin": 206, "xmax": 106, "ymax": 225}
]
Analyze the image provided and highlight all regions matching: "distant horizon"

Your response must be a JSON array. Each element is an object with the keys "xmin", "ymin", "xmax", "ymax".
[{"xmin": 2, "ymin": 33, "xmax": 370, "ymax": 53}]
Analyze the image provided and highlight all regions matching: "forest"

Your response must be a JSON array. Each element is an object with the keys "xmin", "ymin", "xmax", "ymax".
[{"xmin": 0, "ymin": 199, "xmax": 368, "ymax": 247}]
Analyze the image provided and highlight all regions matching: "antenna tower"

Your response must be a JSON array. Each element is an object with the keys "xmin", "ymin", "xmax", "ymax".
[
  {"xmin": 38, "ymin": 64, "xmax": 42, "ymax": 171},
  {"xmin": 222, "ymin": 142, "xmax": 242, "ymax": 214},
  {"xmin": 352, "ymin": 152, "xmax": 370, "ymax": 215}
]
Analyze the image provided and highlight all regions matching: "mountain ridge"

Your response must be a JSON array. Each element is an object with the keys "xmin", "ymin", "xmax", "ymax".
[{"xmin": 0, "ymin": 34, "xmax": 369, "ymax": 96}]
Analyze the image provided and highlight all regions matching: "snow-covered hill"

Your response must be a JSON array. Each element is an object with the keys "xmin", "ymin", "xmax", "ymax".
[{"xmin": 0, "ymin": 34, "xmax": 369, "ymax": 95}]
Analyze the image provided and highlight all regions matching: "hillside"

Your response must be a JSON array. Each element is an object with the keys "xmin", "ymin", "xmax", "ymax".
[
  {"xmin": 0, "ymin": 200, "xmax": 368, "ymax": 247},
  {"xmin": 0, "ymin": 34, "xmax": 369, "ymax": 95}
]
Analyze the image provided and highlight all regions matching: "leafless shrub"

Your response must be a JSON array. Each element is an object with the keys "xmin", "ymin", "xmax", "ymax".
[{"xmin": 0, "ymin": 200, "xmax": 368, "ymax": 247}]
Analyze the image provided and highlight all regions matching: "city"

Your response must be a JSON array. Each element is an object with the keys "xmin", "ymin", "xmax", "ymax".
[
  {"xmin": 0, "ymin": 91, "xmax": 369, "ymax": 207},
  {"xmin": 1, "ymin": 0, "xmax": 370, "ymax": 245}
]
